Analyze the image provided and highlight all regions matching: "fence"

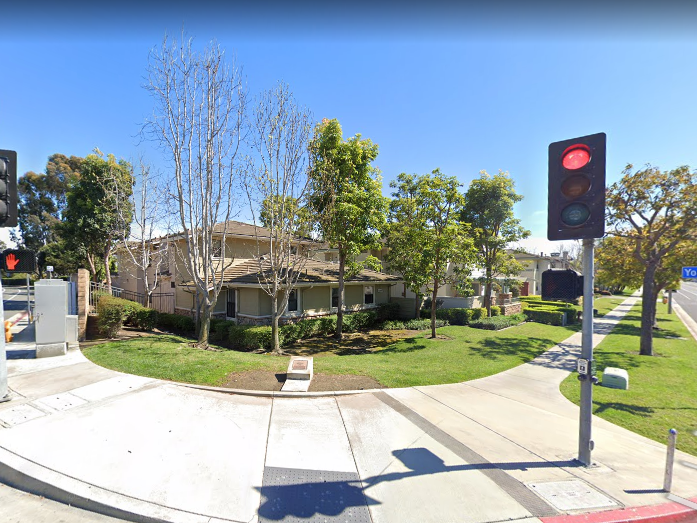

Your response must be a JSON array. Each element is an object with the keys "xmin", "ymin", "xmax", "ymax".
[{"xmin": 89, "ymin": 282, "xmax": 174, "ymax": 314}]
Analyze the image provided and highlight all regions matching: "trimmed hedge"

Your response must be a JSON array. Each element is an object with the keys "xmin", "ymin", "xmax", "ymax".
[
  {"xmin": 404, "ymin": 318, "xmax": 449, "ymax": 330},
  {"xmin": 520, "ymin": 295, "xmax": 542, "ymax": 302},
  {"xmin": 156, "ymin": 312, "xmax": 195, "ymax": 333},
  {"xmin": 523, "ymin": 300, "xmax": 580, "ymax": 324},
  {"xmin": 96, "ymin": 295, "xmax": 159, "ymax": 337},
  {"xmin": 420, "ymin": 307, "xmax": 487, "ymax": 325},
  {"xmin": 523, "ymin": 308, "xmax": 566, "ymax": 326},
  {"xmin": 470, "ymin": 313, "xmax": 526, "ymax": 330}
]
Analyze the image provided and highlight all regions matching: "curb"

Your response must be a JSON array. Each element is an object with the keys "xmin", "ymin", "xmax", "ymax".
[
  {"xmin": 540, "ymin": 498, "xmax": 697, "ymax": 523},
  {"xmin": 0, "ymin": 445, "xmax": 221, "ymax": 523},
  {"xmin": 179, "ymin": 381, "xmax": 385, "ymax": 398}
]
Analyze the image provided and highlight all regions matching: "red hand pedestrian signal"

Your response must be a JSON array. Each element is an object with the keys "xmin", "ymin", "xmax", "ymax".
[
  {"xmin": 5, "ymin": 253, "xmax": 18, "ymax": 270},
  {"xmin": 2, "ymin": 250, "xmax": 36, "ymax": 272}
]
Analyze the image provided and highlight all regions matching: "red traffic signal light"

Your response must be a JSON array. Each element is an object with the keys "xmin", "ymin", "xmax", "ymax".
[
  {"xmin": 2, "ymin": 249, "xmax": 36, "ymax": 273},
  {"xmin": 548, "ymin": 133, "xmax": 606, "ymax": 241}
]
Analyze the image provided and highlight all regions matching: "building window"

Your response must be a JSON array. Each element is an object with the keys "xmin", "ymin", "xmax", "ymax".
[
  {"xmin": 332, "ymin": 287, "xmax": 339, "ymax": 308},
  {"xmin": 364, "ymin": 285, "xmax": 374, "ymax": 305},
  {"xmin": 288, "ymin": 289, "xmax": 298, "ymax": 312},
  {"xmin": 213, "ymin": 239, "xmax": 223, "ymax": 258},
  {"xmin": 227, "ymin": 288, "xmax": 236, "ymax": 318}
]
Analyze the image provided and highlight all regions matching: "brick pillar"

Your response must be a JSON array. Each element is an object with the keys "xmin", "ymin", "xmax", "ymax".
[{"xmin": 77, "ymin": 269, "xmax": 90, "ymax": 341}]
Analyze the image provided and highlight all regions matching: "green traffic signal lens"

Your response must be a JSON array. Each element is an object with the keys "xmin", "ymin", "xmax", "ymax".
[{"xmin": 561, "ymin": 203, "xmax": 590, "ymax": 227}]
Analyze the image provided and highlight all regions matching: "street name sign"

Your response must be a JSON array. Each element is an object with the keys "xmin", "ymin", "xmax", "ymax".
[{"xmin": 682, "ymin": 267, "xmax": 697, "ymax": 279}]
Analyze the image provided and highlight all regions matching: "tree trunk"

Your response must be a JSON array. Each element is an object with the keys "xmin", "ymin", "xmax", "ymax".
[
  {"xmin": 104, "ymin": 243, "xmax": 112, "ymax": 292},
  {"xmin": 639, "ymin": 265, "xmax": 658, "ymax": 356},
  {"xmin": 197, "ymin": 300, "xmax": 211, "ymax": 348},
  {"xmin": 336, "ymin": 250, "xmax": 345, "ymax": 340},
  {"xmin": 430, "ymin": 280, "xmax": 439, "ymax": 339},
  {"xmin": 485, "ymin": 268, "xmax": 492, "ymax": 317},
  {"xmin": 271, "ymin": 294, "xmax": 282, "ymax": 355}
]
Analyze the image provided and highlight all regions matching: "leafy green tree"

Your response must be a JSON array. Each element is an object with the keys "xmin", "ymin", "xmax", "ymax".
[
  {"xmin": 387, "ymin": 169, "xmax": 475, "ymax": 338},
  {"xmin": 606, "ymin": 164, "xmax": 697, "ymax": 356},
  {"xmin": 307, "ymin": 118, "xmax": 387, "ymax": 340},
  {"xmin": 62, "ymin": 150, "xmax": 133, "ymax": 288},
  {"xmin": 461, "ymin": 170, "xmax": 530, "ymax": 316},
  {"xmin": 12, "ymin": 154, "xmax": 82, "ymax": 252}
]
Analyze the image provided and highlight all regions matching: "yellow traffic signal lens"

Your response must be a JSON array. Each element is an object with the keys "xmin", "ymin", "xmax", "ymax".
[{"xmin": 561, "ymin": 175, "xmax": 591, "ymax": 198}]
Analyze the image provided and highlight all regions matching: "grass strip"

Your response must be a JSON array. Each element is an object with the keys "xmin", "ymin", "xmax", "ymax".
[
  {"xmin": 83, "ymin": 322, "xmax": 580, "ymax": 389},
  {"xmin": 560, "ymin": 301, "xmax": 697, "ymax": 456}
]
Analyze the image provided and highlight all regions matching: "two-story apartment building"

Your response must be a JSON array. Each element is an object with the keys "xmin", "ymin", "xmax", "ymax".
[
  {"xmin": 113, "ymin": 221, "xmax": 402, "ymax": 324},
  {"xmin": 511, "ymin": 250, "xmax": 575, "ymax": 295}
]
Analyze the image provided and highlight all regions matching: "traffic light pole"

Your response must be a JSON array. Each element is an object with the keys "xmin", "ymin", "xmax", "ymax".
[
  {"xmin": 0, "ymin": 279, "xmax": 9, "ymax": 402},
  {"xmin": 578, "ymin": 237, "xmax": 595, "ymax": 465}
]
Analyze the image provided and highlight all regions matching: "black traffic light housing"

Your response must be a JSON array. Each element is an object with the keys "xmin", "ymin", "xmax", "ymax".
[
  {"xmin": 0, "ymin": 149, "xmax": 17, "ymax": 228},
  {"xmin": 542, "ymin": 269, "xmax": 583, "ymax": 301},
  {"xmin": 548, "ymin": 133, "xmax": 606, "ymax": 241},
  {"xmin": 2, "ymin": 249, "xmax": 36, "ymax": 273}
]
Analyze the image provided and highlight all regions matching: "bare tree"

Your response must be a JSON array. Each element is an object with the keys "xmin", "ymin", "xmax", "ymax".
[
  {"xmin": 145, "ymin": 33, "xmax": 246, "ymax": 346},
  {"xmin": 110, "ymin": 158, "xmax": 171, "ymax": 308},
  {"xmin": 245, "ymin": 83, "xmax": 314, "ymax": 354}
]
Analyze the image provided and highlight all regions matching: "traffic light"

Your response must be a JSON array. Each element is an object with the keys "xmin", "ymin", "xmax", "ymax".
[
  {"xmin": 548, "ymin": 133, "xmax": 606, "ymax": 241},
  {"xmin": 542, "ymin": 269, "xmax": 583, "ymax": 301},
  {"xmin": 0, "ymin": 149, "xmax": 17, "ymax": 228},
  {"xmin": 2, "ymin": 249, "xmax": 36, "ymax": 273}
]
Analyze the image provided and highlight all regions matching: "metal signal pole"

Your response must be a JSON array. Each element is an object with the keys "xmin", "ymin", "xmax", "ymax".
[{"xmin": 578, "ymin": 237, "xmax": 595, "ymax": 465}]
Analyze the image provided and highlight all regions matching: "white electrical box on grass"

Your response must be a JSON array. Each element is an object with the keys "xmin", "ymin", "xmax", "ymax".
[{"xmin": 602, "ymin": 367, "xmax": 629, "ymax": 390}]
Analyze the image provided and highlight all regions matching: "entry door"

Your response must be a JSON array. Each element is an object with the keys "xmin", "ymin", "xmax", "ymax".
[{"xmin": 226, "ymin": 289, "xmax": 236, "ymax": 318}]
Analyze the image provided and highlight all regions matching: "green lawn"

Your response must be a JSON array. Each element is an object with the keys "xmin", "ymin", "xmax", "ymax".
[
  {"xmin": 593, "ymin": 295, "xmax": 632, "ymax": 317},
  {"xmin": 560, "ymin": 301, "xmax": 697, "ymax": 456},
  {"xmin": 83, "ymin": 321, "xmax": 580, "ymax": 389}
]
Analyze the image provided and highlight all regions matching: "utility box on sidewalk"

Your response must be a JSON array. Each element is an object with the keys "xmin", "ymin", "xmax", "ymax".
[{"xmin": 34, "ymin": 279, "xmax": 69, "ymax": 358}]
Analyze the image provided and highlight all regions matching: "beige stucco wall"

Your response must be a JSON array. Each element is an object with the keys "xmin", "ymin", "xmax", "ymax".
[
  {"xmin": 302, "ymin": 286, "xmax": 330, "ymax": 314},
  {"xmin": 238, "ymin": 287, "xmax": 260, "ymax": 317}
]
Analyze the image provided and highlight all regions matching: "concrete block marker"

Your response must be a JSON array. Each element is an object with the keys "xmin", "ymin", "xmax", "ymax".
[
  {"xmin": 281, "ymin": 356, "xmax": 313, "ymax": 392},
  {"xmin": 0, "ymin": 403, "xmax": 46, "ymax": 427}
]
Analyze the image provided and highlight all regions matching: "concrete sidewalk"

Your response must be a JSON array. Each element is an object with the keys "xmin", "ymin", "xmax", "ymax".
[{"xmin": 0, "ymin": 297, "xmax": 696, "ymax": 523}]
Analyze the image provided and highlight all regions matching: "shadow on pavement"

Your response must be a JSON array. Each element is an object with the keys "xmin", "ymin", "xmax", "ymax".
[{"xmin": 256, "ymin": 447, "xmax": 580, "ymax": 521}]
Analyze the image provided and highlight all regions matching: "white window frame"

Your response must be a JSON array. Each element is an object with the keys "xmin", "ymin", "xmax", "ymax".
[
  {"xmin": 213, "ymin": 239, "xmax": 223, "ymax": 259},
  {"xmin": 287, "ymin": 289, "xmax": 300, "ymax": 313}
]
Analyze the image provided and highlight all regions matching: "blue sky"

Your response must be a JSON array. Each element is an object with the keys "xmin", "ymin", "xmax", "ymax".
[{"xmin": 2, "ymin": 1, "xmax": 697, "ymax": 254}]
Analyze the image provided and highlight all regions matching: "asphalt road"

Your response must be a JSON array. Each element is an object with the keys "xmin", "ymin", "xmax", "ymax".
[
  {"xmin": 1, "ymin": 284, "xmax": 32, "ymax": 319},
  {"xmin": 674, "ymin": 280, "xmax": 697, "ymax": 324}
]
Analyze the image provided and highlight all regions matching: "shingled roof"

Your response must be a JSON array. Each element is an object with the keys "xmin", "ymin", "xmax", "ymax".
[{"xmin": 181, "ymin": 256, "xmax": 401, "ymax": 287}]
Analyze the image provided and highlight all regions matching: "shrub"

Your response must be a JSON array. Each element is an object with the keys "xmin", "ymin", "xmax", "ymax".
[
  {"xmin": 133, "ymin": 307, "xmax": 158, "ymax": 331},
  {"xmin": 96, "ymin": 295, "xmax": 130, "ymax": 337},
  {"xmin": 521, "ymin": 295, "xmax": 542, "ymax": 302},
  {"xmin": 490, "ymin": 306, "xmax": 501, "ymax": 317},
  {"xmin": 404, "ymin": 318, "xmax": 448, "ymax": 330},
  {"xmin": 380, "ymin": 320, "xmax": 406, "ymax": 330},
  {"xmin": 470, "ymin": 313, "xmax": 526, "ymax": 330},
  {"xmin": 244, "ymin": 326, "xmax": 273, "ymax": 351},
  {"xmin": 524, "ymin": 308, "xmax": 566, "ymax": 326},
  {"xmin": 342, "ymin": 310, "xmax": 378, "ymax": 332},
  {"xmin": 157, "ymin": 313, "xmax": 196, "ymax": 333},
  {"xmin": 376, "ymin": 302, "xmax": 401, "ymax": 322}
]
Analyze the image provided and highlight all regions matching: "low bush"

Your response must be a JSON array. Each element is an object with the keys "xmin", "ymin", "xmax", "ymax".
[
  {"xmin": 404, "ymin": 318, "xmax": 448, "ymax": 330},
  {"xmin": 132, "ymin": 307, "xmax": 158, "ymax": 331},
  {"xmin": 380, "ymin": 320, "xmax": 406, "ymax": 330},
  {"xmin": 376, "ymin": 302, "xmax": 401, "ymax": 322},
  {"xmin": 470, "ymin": 313, "xmax": 526, "ymax": 330},
  {"xmin": 490, "ymin": 306, "xmax": 501, "ymax": 316},
  {"xmin": 524, "ymin": 308, "xmax": 566, "ymax": 326},
  {"xmin": 156, "ymin": 313, "xmax": 196, "ymax": 333},
  {"xmin": 96, "ymin": 296, "xmax": 130, "ymax": 337},
  {"xmin": 343, "ymin": 310, "xmax": 378, "ymax": 332}
]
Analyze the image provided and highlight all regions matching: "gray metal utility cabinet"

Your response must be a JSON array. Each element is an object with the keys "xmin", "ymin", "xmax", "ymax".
[
  {"xmin": 602, "ymin": 367, "xmax": 629, "ymax": 390},
  {"xmin": 34, "ymin": 279, "xmax": 69, "ymax": 358}
]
